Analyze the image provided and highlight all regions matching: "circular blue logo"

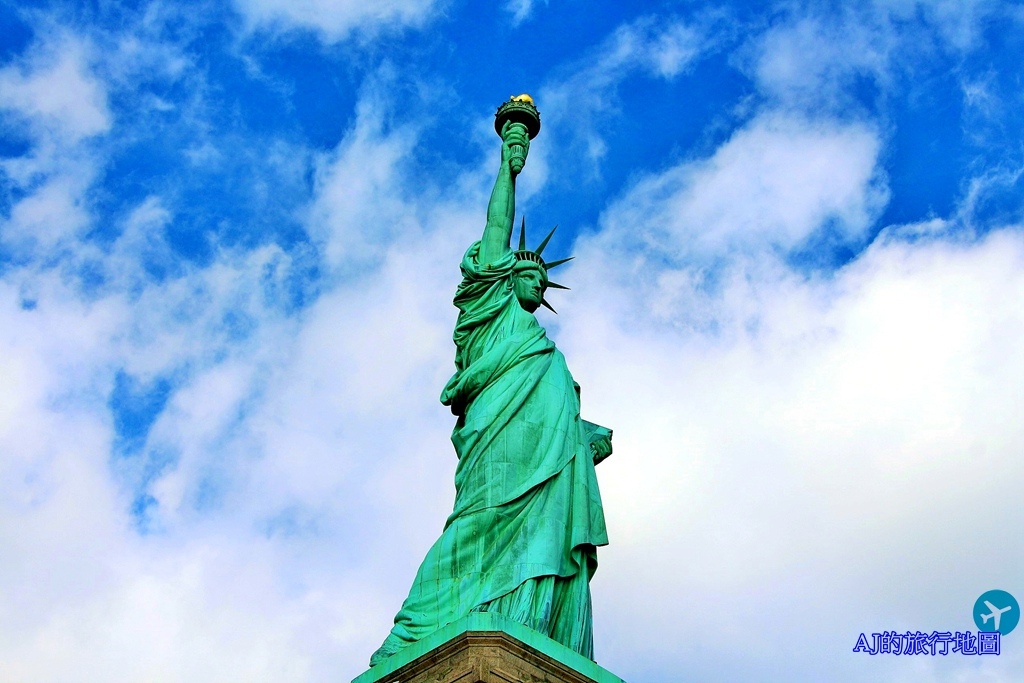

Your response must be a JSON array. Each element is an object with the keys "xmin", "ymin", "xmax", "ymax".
[{"xmin": 974, "ymin": 590, "xmax": 1019, "ymax": 635}]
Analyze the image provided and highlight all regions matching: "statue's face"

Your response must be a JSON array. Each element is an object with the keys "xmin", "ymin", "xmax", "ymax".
[{"xmin": 513, "ymin": 266, "xmax": 546, "ymax": 312}]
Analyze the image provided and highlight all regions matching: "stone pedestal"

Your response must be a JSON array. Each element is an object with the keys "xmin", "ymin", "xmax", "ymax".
[{"xmin": 352, "ymin": 613, "xmax": 625, "ymax": 683}]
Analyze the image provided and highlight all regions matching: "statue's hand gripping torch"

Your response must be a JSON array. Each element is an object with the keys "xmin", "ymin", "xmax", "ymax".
[{"xmin": 495, "ymin": 94, "xmax": 541, "ymax": 176}]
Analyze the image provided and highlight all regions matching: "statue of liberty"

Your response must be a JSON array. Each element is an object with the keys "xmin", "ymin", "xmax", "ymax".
[{"xmin": 369, "ymin": 95, "xmax": 613, "ymax": 667}]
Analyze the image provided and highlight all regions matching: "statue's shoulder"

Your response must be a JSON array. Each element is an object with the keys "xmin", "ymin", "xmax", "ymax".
[{"xmin": 459, "ymin": 241, "xmax": 515, "ymax": 282}]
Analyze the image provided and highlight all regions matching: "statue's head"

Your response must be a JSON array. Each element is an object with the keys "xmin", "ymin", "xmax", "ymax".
[
  {"xmin": 513, "ymin": 261, "xmax": 547, "ymax": 312},
  {"xmin": 512, "ymin": 218, "xmax": 572, "ymax": 314}
]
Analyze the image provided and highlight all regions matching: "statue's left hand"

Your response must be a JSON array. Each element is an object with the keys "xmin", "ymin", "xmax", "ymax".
[{"xmin": 590, "ymin": 434, "xmax": 612, "ymax": 463}]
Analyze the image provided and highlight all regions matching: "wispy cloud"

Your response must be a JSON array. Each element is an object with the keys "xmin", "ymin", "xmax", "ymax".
[
  {"xmin": 745, "ymin": 0, "xmax": 1009, "ymax": 114},
  {"xmin": 232, "ymin": 0, "xmax": 445, "ymax": 43},
  {"xmin": 539, "ymin": 13, "xmax": 723, "ymax": 170},
  {"xmin": 0, "ymin": 31, "xmax": 110, "ymax": 142},
  {"xmin": 0, "ymin": 29, "xmax": 109, "ymax": 256},
  {"xmin": 503, "ymin": 0, "xmax": 547, "ymax": 27},
  {"xmin": 596, "ymin": 113, "xmax": 886, "ymax": 261}
]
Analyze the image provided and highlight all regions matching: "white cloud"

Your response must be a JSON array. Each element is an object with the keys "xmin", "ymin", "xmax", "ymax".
[
  {"xmin": 751, "ymin": 13, "xmax": 890, "ymax": 110},
  {"xmin": 880, "ymin": 0, "xmax": 1003, "ymax": 51},
  {"xmin": 539, "ymin": 14, "xmax": 715, "ymax": 168},
  {"xmin": 568, "ymin": 112, "xmax": 888, "ymax": 336},
  {"xmin": 232, "ymin": 0, "xmax": 443, "ymax": 42},
  {"xmin": 2, "ymin": 171, "xmax": 97, "ymax": 251},
  {"xmin": 0, "ymin": 56, "xmax": 499, "ymax": 678},
  {"xmin": 504, "ymin": 0, "xmax": 547, "ymax": 26},
  {"xmin": 605, "ymin": 113, "xmax": 886, "ymax": 258},
  {"xmin": 561, "ymin": 222, "xmax": 1024, "ymax": 681},
  {"xmin": 0, "ymin": 237, "xmax": 332, "ymax": 682},
  {"xmin": 957, "ymin": 164, "xmax": 1024, "ymax": 229},
  {"xmin": 748, "ymin": 0, "xmax": 1008, "ymax": 112},
  {"xmin": 0, "ymin": 30, "xmax": 111, "ymax": 255},
  {"xmin": 544, "ymin": 74, "xmax": 1022, "ymax": 674},
  {"xmin": 307, "ymin": 92, "xmax": 421, "ymax": 271},
  {"xmin": 0, "ymin": 33, "xmax": 111, "ymax": 142}
]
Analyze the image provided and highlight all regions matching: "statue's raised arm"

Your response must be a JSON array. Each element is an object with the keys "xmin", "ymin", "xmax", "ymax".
[
  {"xmin": 480, "ymin": 95, "xmax": 540, "ymax": 264},
  {"xmin": 480, "ymin": 121, "xmax": 529, "ymax": 264}
]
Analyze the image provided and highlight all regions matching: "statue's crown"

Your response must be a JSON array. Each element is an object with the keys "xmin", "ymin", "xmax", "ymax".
[{"xmin": 513, "ymin": 217, "xmax": 572, "ymax": 313}]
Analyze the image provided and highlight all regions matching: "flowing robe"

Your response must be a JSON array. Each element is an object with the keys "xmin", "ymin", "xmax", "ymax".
[{"xmin": 369, "ymin": 242, "xmax": 608, "ymax": 665}]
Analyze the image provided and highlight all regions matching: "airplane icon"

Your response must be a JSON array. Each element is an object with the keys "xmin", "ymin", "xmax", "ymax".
[{"xmin": 980, "ymin": 600, "xmax": 1013, "ymax": 631}]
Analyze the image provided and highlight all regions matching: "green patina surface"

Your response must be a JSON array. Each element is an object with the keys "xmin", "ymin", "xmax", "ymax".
[{"xmin": 368, "ymin": 96, "xmax": 614, "ymax": 669}]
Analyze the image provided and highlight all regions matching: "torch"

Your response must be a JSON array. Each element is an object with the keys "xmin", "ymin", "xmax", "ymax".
[{"xmin": 495, "ymin": 94, "xmax": 541, "ymax": 174}]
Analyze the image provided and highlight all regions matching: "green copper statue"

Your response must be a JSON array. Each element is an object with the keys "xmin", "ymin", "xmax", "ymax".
[{"xmin": 368, "ymin": 95, "xmax": 613, "ymax": 667}]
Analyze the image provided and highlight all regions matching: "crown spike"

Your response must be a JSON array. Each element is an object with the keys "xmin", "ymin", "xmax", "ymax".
[
  {"xmin": 543, "ymin": 256, "xmax": 574, "ymax": 270},
  {"xmin": 546, "ymin": 281, "xmax": 569, "ymax": 290},
  {"xmin": 535, "ymin": 225, "xmax": 558, "ymax": 256},
  {"xmin": 540, "ymin": 298, "xmax": 557, "ymax": 314},
  {"xmin": 517, "ymin": 216, "xmax": 527, "ymax": 251}
]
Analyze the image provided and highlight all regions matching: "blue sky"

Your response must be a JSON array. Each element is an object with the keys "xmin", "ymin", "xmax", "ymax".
[{"xmin": 2, "ymin": 1, "xmax": 1023, "ymax": 681}]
